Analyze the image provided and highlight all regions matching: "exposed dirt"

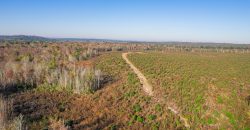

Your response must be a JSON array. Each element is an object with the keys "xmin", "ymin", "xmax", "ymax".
[{"xmin": 122, "ymin": 52, "xmax": 153, "ymax": 96}]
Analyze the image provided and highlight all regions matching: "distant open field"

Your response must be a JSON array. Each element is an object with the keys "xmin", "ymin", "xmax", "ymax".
[{"xmin": 0, "ymin": 42, "xmax": 249, "ymax": 130}]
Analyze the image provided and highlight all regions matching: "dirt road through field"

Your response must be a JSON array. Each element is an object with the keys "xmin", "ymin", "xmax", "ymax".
[
  {"xmin": 122, "ymin": 52, "xmax": 190, "ymax": 128},
  {"xmin": 122, "ymin": 52, "xmax": 153, "ymax": 96}
]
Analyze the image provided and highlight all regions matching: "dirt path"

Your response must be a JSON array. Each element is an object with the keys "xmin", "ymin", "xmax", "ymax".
[
  {"xmin": 122, "ymin": 52, "xmax": 190, "ymax": 128},
  {"xmin": 122, "ymin": 52, "xmax": 153, "ymax": 96}
]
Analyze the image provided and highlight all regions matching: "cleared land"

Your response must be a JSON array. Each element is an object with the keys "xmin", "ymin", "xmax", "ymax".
[
  {"xmin": 128, "ymin": 52, "xmax": 250, "ymax": 129},
  {"xmin": 0, "ymin": 42, "xmax": 249, "ymax": 130},
  {"xmin": 123, "ymin": 52, "xmax": 190, "ymax": 128}
]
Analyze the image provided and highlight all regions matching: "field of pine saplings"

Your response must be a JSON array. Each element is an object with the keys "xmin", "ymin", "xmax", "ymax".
[
  {"xmin": 128, "ymin": 52, "xmax": 250, "ymax": 129},
  {"xmin": 0, "ymin": 42, "xmax": 249, "ymax": 129}
]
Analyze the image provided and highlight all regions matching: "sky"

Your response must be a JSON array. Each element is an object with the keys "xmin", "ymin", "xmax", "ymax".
[{"xmin": 0, "ymin": 0, "xmax": 250, "ymax": 43}]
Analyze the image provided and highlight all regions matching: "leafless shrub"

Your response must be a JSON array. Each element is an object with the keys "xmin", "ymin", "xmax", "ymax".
[
  {"xmin": 57, "ymin": 67, "xmax": 103, "ymax": 94},
  {"xmin": 0, "ymin": 45, "xmax": 109, "ymax": 95},
  {"xmin": 49, "ymin": 118, "xmax": 68, "ymax": 130},
  {"xmin": 0, "ymin": 96, "xmax": 14, "ymax": 130},
  {"xmin": 80, "ymin": 68, "xmax": 102, "ymax": 91},
  {"xmin": 9, "ymin": 114, "xmax": 25, "ymax": 130},
  {"xmin": 1, "ymin": 59, "xmax": 104, "ymax": 94}
]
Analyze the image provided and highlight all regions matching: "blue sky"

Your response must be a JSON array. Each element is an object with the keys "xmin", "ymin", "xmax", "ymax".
[{"xmin": 0, "ymin": 0, "xmax": 250, "ymax": 43}]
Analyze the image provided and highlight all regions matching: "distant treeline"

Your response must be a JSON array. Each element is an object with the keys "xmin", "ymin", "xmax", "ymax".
[{"xmin": 0, "ymin": 35, "xmax": 249, "ymax": 50}]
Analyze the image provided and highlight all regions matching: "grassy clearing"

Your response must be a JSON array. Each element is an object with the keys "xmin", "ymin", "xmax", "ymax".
[{"xmin": 128, "ymin": 52, "xmax": 250, "ymax": 129}]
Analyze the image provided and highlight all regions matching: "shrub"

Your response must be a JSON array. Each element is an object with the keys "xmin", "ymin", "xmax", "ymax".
[
  {"xmin": 10, "ymin": 114, "xmax": 25, "ymax": 130},
  {"xmin": 109, "ymin": 124, "xmax": 117, "ymax": 130},
  {"xmin": 155, "ymin": 104, "xmax": 162, "ymax": 112},
  {"xmin": 148, "ymin": 114, "xmax": 156, "ymax": 121},
  {"xmin": 0, "ymin": 97, "xmax": 25, "ymax": 130},
  {"xmin": 133, "ymin": 104, "xmax": 141, "ymax": 112},
  {"xmin": 49, "ymin": 118, "xmax": 68, "ymax": 130},
  {"xmin": 129, "ymin": 114, "xmax": 144, "ymax": 124},
  {"xmin": 64, "ymin": 119, "xmax": 73, "ymax": 127},
  {"xmin": 136, "ymin": 116, "xmax": 144, "ymax": 123},
  {"xmin": 0, "ymin": 96, "xmax": 13, "ymax": 128}
]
